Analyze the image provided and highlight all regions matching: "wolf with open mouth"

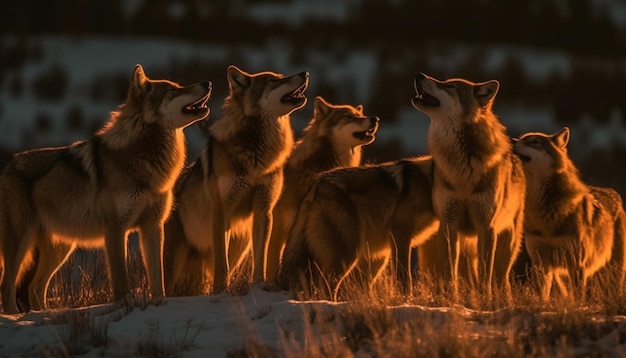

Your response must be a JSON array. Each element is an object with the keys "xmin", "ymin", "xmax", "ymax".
[{"xmin": 164, "ymin": 65, "xmax": 309, "ymax": 295}]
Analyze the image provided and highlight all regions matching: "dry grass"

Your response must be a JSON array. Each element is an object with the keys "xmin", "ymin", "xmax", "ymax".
[{"xmin": 15, "ymin": 243, "xmax": 626, "ymax": 357}]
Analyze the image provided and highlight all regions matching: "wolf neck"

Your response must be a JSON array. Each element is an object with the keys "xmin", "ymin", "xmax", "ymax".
[
  {"xmin": 210, "ymin": 107, "xmax": 294, "ymax": 173},
  {"xmin": 525, "ymin": 164, "xmax": 588, "ymax": 228},
  {"xmin": 98, "ymin": 109, "xmax": 186, "ymax": 191},
  {"xmin": 291, "ymin": 134, "xmax": 361, "ymax": 172},
  {"xmin": 428, "ymin": 111, "xmax": 510, "ymax": 185}
]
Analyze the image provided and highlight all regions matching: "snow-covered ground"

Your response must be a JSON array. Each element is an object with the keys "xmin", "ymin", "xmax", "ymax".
[{"xmin": 2, "ymin": 285, "xmax": 626, "ymax": 357}]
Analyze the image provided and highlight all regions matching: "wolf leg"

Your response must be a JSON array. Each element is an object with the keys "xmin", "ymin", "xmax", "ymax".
[
  {"xmin": 139, "ymin": 223, "xmax": 165, "ymax": 301},
  {"xmin": 212, "ymin": 220, "xmax": 228, "ymax": 292},
  {"xmin": 478, "ymin": 227, "xmax": 498, "ymax": 298},
  {"xmin": 104, "ymin": 225, "xmax": 130, "ymax": 301},
  {"xmin": 392, "ymin": 232, "xmax": 413, "ymax": 295},
  {"xmin": 266, "ymin": 220, "xmax": 287, "ymax": 286},
  {"xmin": 493, "ymin": 228, "xmax": 518, "ymax": 297},
  {"xmin": 28, "ymin": 238, "xmax": 76, "ymax": 310},
  {"xmin": 537, "ymin": 269, "xmax": 554, "ymax": 301},
  {"xmin": 1, "ymin": 227, "xmax": 38, "ymax": 314},
  {"xmin": 228, "ymin": 232, "xmax": 251, "ymax": 275},
  {"xmin": 443, "ymin": 224, "xmax": 462, "ymax": 298},
  {"xmin": 252, "ymin": 210, "xmax": 272, "ymax": 283},
  {"xmin": 417, "ymin": 230, "xmax": 448, "ymax": 285}
]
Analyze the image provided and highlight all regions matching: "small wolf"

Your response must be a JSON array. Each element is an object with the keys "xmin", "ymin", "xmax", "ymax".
[
  {"xmin": 265, "ymin": 96, "xmax": 379, "ymax": 286},
  {"xmin": 513, "ymin": 127, "xmax": 626, "ymax": 300},
  {"xmin": 411, "ymin": 73, "xmax": 526, "ymax": 299},
  {"xmin": 278, "ymin": 155, "xmax": 438, "ymax": 299},
  {"xmin": 164, "ymin": 65, "xmax": 309, "ymax": 296},
  {"xmin": 0, "ymin": 65, "xmax": 211, "ymax": 313}
]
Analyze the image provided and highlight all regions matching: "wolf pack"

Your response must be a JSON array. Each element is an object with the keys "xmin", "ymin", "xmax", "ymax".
[{"xmin": 0, "ymin": 64, "xmax": 624, "ymax": 314}]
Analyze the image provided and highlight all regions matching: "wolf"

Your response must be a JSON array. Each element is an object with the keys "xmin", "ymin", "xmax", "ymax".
[
  {"xmin": 163, "ymin": 65, "xmax": 309, "ymax": 296},
  {"xmin": 265, "ymin": 96, "xmax": 379, "ymax": 287},
  {"xmin": 411, "ymin": 73, "xmax": 526, "ymax": 299},
  {"xmin": 0, "ymin": 64, "xmax": 211, "ymax": 313},
  {"xmin": 513, "ymin": 127, "xmax": 626, "ymax": 300},
  {"xmin": 278, "ymin": 155, "xmax": 438, "ymax": 300}
]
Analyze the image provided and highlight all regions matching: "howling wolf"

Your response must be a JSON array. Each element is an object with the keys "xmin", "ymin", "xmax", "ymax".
[
  {"xmin": 0, "ymin": 65, "xmax": 211, "ymax": 313},
  {"xmin": 164, "ymin": 65, "xmax": 309, "ymax": 295},
  {"xmin": 265, "ymin": 96, "xmax": 379, "ymax": 286},
  {"xmin": 412, "ymin": 73, "xmax": 526, "ymax": 299}
]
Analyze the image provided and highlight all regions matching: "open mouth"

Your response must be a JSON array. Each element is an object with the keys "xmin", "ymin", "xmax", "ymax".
[
  {"xmin": 281, "ymin": 82, "xmax": 308, "ymax": 105},
  {"xmin": 353, "ymin": 123, "xmax": 379, "ymax": 141},
  {"xmin": 513, "ymin": 149, "xmax": 532, "ymax": 162},
  {"xmin": 412, "ymin": 81, "xmax": 440, "ymax": 108},
  {"xmin": 182, "ymin": 92, "xmax": 211, "ymax": 116}
]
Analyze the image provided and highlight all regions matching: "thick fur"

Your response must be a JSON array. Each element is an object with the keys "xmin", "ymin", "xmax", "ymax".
[
  {"xmin": 412, "ymin": 73, "xmax": 526, "ymax": 298},
  {"xmin": 513, "ymin": 127, "xmax": 626, "ymax": 300},
  {"xmin": 279, "ymin": 156, "xmax": 438, "ymax": 299},
  {"xmin": 265, "ymin": 96, "xmax": 379, "ymax": 286},
  {"xmin": 0, "ymin": 65, "xmax": 211, "ymax": 313},
  {"xmin": 164, "ymin": 65, "xmax": 309, "ymax": 295}
]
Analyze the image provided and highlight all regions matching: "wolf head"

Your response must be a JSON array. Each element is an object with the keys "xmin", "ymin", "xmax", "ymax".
[
  {"xmin": 411, "ymin": 73, "xmax": 499, "ymax": 121},
  {"xmin": 126, "ymin": 64, "xmax": 212, "ymax": 129},
  {"xmin": 307, "ymin": 96, "xmax": 379, "ymax": 150},
  {"xmin": 513, "ymin": 127, "xmax": 571, "ymax": 176},
  {"xmin": 225, "ymin": 65, "xmax": 309, "ymax": 118}
]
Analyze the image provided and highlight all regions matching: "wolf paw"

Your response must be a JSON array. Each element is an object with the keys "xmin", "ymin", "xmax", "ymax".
[
  {"xmin": 149, "ymin": 295, "xmax": 167, "ymax": 307},
  {"xmin": 262, "ymin": 282, "xmax": 281, "ymax": 292}
]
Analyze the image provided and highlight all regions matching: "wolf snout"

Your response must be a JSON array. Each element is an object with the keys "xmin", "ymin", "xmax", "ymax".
[
  {"xmin": 370, "ymin": 116, "xmax": 380, "ymax": 125},
  {"xmin": 202, "ymin": 81, "xmax": 212, "ymax": 91}
]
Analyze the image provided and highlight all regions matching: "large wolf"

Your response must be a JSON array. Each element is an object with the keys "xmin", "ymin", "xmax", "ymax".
[
  {"xmin": 513, "ymin": 127, "xmax": 626, "ymax": 300},
  {"xmin": 164, "ymin": 65, "xmax": 309, "ymax": 296},
  {"xmin": 0, "ymin": 65, "xmax": 211, "ymax": 313},
  {"xmin": 265, "ymin": 96, "xmax": 379, "ymax": 286},
  {"xmin": 278, "ymin": 155, "xmax": 438, "ymax": 300},
  {"xmin": 411, "ymin": 73, "xmax": 526, "ymax": 299}
]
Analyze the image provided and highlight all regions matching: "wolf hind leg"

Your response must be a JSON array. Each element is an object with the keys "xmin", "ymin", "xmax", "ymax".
[
  {"xmin": 28, "ymin": 237, "xmax": 76, "ymax": 310},
  {"xmin": 1, "ymin": 226, "xmax": 38, "ymax": 314}
]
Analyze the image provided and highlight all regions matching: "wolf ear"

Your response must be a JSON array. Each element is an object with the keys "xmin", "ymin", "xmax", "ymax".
[
  {"xmin": 314, "ymin": 96, "xmax": 333, "ymax": 117},
  {"xmin": 356, "ymin": 104, "xmax": 364, "ymax": 114},
  {"xmin": 227, "ymin": 65, "xmax": 250, "ymax": 92},
  {"xmin": 553, "ymin": 127, "xmax": 570, "ymax": 148},
  {"xmin": 130, "ymin": 64, "xmax": 149, "ymax": 95},
  {"xmin": 474, "ymin": 80, "xmax": 500, "ymax": 107}
]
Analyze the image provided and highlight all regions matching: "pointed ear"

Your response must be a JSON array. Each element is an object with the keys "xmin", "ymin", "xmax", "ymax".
[
  {"xmin": 474, "ymin": 80, "xmax": 499, "ymax": 107},
  {"xmin": 356, "ymin": 104, "xmax": 364, "ymax": 114},
  {"xmin": 314, "ymin": 96, "xmax": 333, "ymax": 117},
  {"xmin": 130, "ymin": 64, "xmax": 148, "ymax": 96},
  {"xmin": 553, "ymin": 127, "xmax": 570, "ymax": 148},
  {"xmin": 227, "ymin": 65, "xmax": 250, "ymax": 92}
]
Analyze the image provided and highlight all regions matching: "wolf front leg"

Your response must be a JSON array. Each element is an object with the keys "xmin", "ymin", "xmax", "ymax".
[
  {"xmin": 104, "ymin": 224, "xmax": 131, "ymax": 302},
  {"xmin": 252, "ymin": 180, "xmax": 282, "ymax": 284},
  {"xmin": 212, "ymin": 217, "xmax": 229, "ymax": 293},
  {"xmin": 139, "ymin": 222, "xmax": 166, "ymax": 302},
  {"xmin": 478, "ymin": 226, "xmax": 499, "ymax": 299},
  {"xmin": 252, "ymin": 208, "xmax": 272, "ymax": 284}
]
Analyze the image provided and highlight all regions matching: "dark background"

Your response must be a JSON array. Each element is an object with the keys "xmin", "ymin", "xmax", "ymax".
[{"xmin": 2, "ymin": 0, "xmax": 626, "ymax": 196}]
